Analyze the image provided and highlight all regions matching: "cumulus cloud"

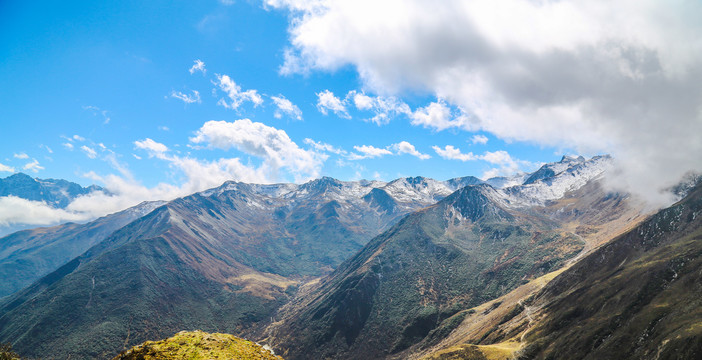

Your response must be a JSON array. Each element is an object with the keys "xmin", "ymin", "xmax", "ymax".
[
  {"xmin": 471, "ymin": 134, "xmax": 489, "ymax": 145},
  {"xmin": 134, "ymin": 138, "xmax": 169, "ymax": 155},
  {"xmin": 62, "ymin": 143, "xmax": 74, "ymax": 150},
  {"xmin": 13, "ymin": 153, "xmax": 28, "ymax": 159},
  {"xmin": 316, "ymin": 90, "xmax": 349, "ymax": 118},
  {"xmin": 73, "ymin": 135, "xmax": 85, "ymax": 142},
  {"xmin": 81, "ymin": 145, "xmax": 97, "ymax": 159},
  {"xmin": 271, "ymin": 95, "xmax": 303, "ymax": 120},
  {"xmin": 433, "ymin": 145, "xmax": 476, "ymax": 162},
  {"xmin": 349, "ymin": 91, "xmax": 411, "ymax": 125},
  {"xmin": 189, "ymin": 59, "xmax": 206, "ymax": 74},
  {"xmin": 350, "ymin": 145, "xmax": 393, "ymax": 160},
  {"xmin": 170, "ymin": 90, "xmax": 201, "ymax": 104},
  {"xmin": 214, "ymin": 74, "xmax": 263, "ymax": 110},
  {"xmin": 22, "ymin": 159, "xmax": 44, "ymax": 173},
  {"xmin": 410, "ymin": 101, "xmax": 477, "ymax": 131},
  {"xmin": 268, "ymin": 0, "xmax": 702, "ymax": 206},
  {"xmin": 190, "ymin": 119, "xmax": 324, "ymax": 182},
  {"xmin": 304, "ymin": 138, "xmax": 346, "ymax": 155},
  {"xmin": 0, "ymin": 163, "xmax": 14, "ymax": 173},
  {"xmin": 391, "ymin": 141, "xmax": 430, "ymax": 160},
  {"xmin": 433, "ymin": 145, "xmax": 532, "ymax": 178}
]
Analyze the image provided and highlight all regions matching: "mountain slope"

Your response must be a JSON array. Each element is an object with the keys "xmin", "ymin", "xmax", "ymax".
[
  {"xmin": 515, "ymin": 182, "xmax": 702, "ymax": 359},
  {"xmin": 0, "ymin": 201, "xmax": 164, "ymax": 298},
  {"xmin": 399, "ymin": 179, "xmax": 648, "ymax": 360},
  {"xmin": 0, "ymin": 175, "xmax": 466, "ymax": 359},
  {"xmin": 264, "ymin": 184, "xmax": 585, "ymax": 359}
]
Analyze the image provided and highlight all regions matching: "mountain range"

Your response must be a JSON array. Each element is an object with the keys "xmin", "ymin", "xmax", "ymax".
[
  {"xmin": 0, "ymin": 173, "xmax": 104, "ymax": 236},
  {"xmin": 4, "ymin": 155, "xmax": 697, "ymax": 360}
]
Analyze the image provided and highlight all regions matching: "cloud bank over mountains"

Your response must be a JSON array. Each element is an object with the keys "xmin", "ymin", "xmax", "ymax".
[{"xmin": 269, "ymin": 0, "xmax": 702, "ymax": 204}]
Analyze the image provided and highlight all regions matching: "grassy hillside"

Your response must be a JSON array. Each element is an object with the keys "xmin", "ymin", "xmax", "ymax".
[{"xmin": 112, "ymin": 330, "xmax": 282, "ymax": 360}]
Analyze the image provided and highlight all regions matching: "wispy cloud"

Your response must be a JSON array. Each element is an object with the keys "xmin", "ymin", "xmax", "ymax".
[
  {"xmin": 13, "ymin": 153, "xmax": 28, "ymax": 159},
  {"xmin": 170, "ymin": 90, "xmax": 201, "ymax": 104},
  {"xmin": 189, "ymin": 59, "xmax": 206, "ymax": 75},
  {"xmin": 81, "ymin": 145, "xmax": 97, "ymax": 159},
  {"xmin": 0, "ymin": 163, "xmax": 14, "ymax": 173},
  {"xmin": 350, "ymin": 145, "xmax": 393, "ymax": 160},
  {"xmin": 349, "ymin": 91, "xmax": 410, "ymax": 125},
  {"xmin": 316, "ymin": 90, "xmax": 349, "ymax": 118},
  {"xmin": 83, "ymin": 105, "xmax": 111, "ymax": 124},
  {"xmin": 23, "ymin": 159, "xmax": 44, "ymax": 173},
  {"xmin": 214, "ymin": 74, "xmax": 263, "ymax": 110},
  {"xmin": 271, "ymin": 95, "xmax": 303, "ymax": 120}
]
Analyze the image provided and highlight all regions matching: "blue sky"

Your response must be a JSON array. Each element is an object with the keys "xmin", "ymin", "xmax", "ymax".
[
  {"xmin": 1, "ymin": 0, "xmax": 701, "ymax": 226},
  {"xmin": 0, "ymin": 0, "xmax": 562, "ymax": 190}
]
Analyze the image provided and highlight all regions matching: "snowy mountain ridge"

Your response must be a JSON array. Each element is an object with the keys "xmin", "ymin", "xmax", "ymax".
[{"xmin": 199, "ymin": 155, "xmax": 611, "ymax": 211}]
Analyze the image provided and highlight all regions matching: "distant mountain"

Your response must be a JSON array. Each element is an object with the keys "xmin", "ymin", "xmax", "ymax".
[
  {"xmin": 0, "ymin": 172, "xmax": 102, "ymax": 208},
  {"xmin": 0, "ymin": 155, "xmax": 620, "ymax": 359},
  {"xmin": 262, "ymin": 157, "xmax": 627, "ymax": 360},
  {"xmin": 0, "ymin": 173, "xmax": 476, "ymax": 359},
  {"xmin": 0, "ymin": 201, "xmax": 165, "ymax": 298},
  {"xmin": 0, "ymin": 173, "xmax": 104, "ymax": 236}
]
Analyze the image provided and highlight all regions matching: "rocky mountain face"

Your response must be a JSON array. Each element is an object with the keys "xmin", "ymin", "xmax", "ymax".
[
  {"xmin": 0, "ymin": 172, "xmax": 490, "ymax": 359},
  {"xmin": 261, "ymin": 156, "xmax": 639, "ymax": 360},
  {"xmin": 0, "ymin": 155, "xmax": 633, "ymax": 359},
  {"xmin": 515, "ymin": 181, "xmax": 702, "ymax": 359}
]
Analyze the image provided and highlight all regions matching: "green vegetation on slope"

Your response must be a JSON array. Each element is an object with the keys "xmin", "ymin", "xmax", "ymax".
[{"xmin": 113, "ymin": 330, "xmax": 282, "ymax": 360}]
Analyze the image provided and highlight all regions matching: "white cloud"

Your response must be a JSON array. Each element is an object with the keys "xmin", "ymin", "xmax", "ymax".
[
  {"xmin": 189, "ymin": 59, "xmax": 206, "ymax": 74},
  {"xmin": 0, "ymin": 163, "xmax": 14, "ymax": 173},
  {"xmin": 432, "ymin": 145, "xmax": 531, "ymax": 178},
  {"xmin": 391, "ymin": 141, "xmax": 430, "ymax": 160},
  {"xmin": 350, "ymin": 145, "xmax": 392, "ymax": 160},
  {"xmin": 410, "ymin": 101, "xmax": 477, "ymax": 131},
  {"xmin": 214, "ymin": 74, "xmax": 263, "ymax": 109},
  {"xmin": 433, "ymin": 145, "xmax": 476, "ymax": 161},
  {"xmin": 190, "ymin": 119, "xmax": 324, "ymax": 182},
  {"xmin": 471, "ymin": 134, "xmax": 489, "ymax": 145},
  {"xmin": 170, "ymin": 90, "xmax": 201, "ymax": 104},
  {"xmin": 316, "ymin": 90, "xmax": 349, "ymax": 118},
  {"xmin": 0, "ymin": 196, "xmax": 89, "ymax": 227},
  {"xmin": 81, "ymin": 145, "xmax": 97, "ymax": 159},
  {"xmin": 271, "ymin": 95, "xmax": 303, "ymax": 120},
  {"xmin": 23, "ymin": 159, "xmax": 44, "ymax": 173},
  {"xmin": 349, "ymin": 91, "xmax": 410, "ymax": 125},
  {"xmin": 158, "ymin": 126, "xmax": 170, "ymax": 131},
  {"xmin": 304, "ymin": 138, "xmax": 346, "ymax": 155},
  {"xmin": 13, "ymin": 153, "xmax": 28, "ymax": 159},
  {"xmin": 269, "ymin": 0, "xmax": 702, "ymax": 206},
  {"xmin": 73, "ymin": 135, "xmax": 85, "ymax": 141},
  {"xmin": 132, "ymin": 154, "xmax": 142, "ymax": 160},
  {"xmin": 134, "ymin": 138, "xmax": 169, "ymax": 156},
  {"xmin": 62, "ymin": 143, "xmax": 74, "ymax": 150}
]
